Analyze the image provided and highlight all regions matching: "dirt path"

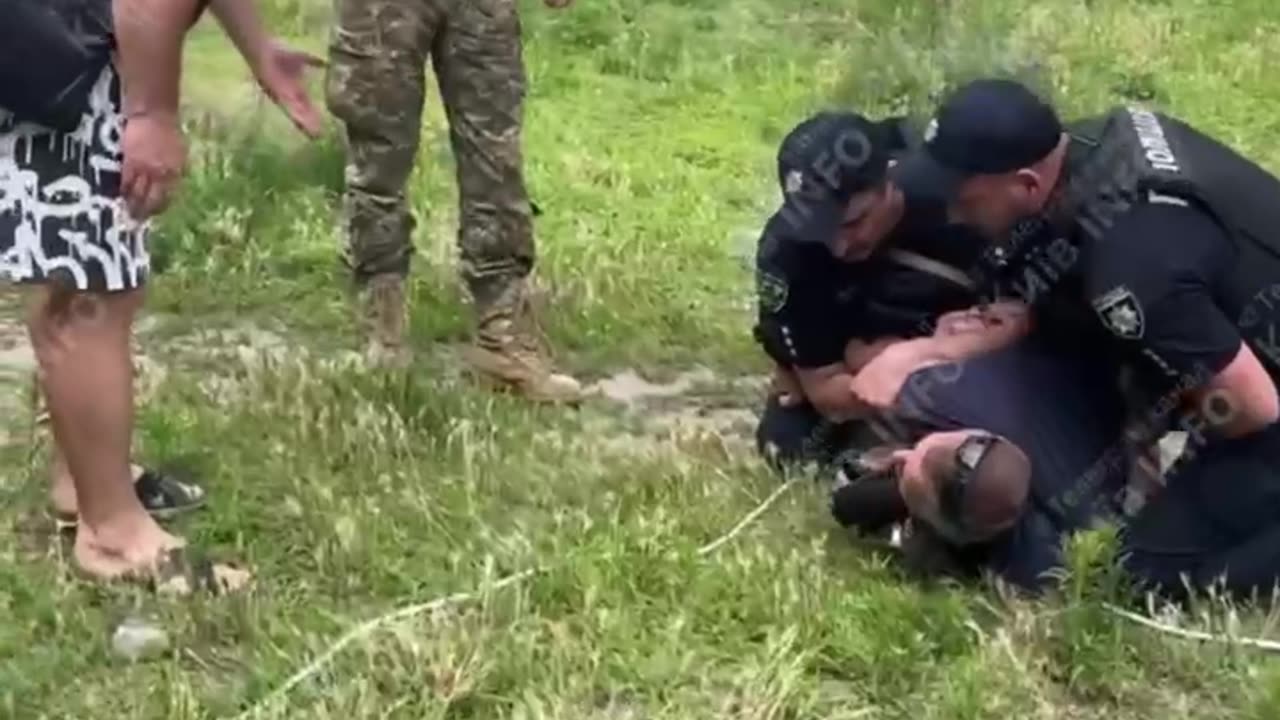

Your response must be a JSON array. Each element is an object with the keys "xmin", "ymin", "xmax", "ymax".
[
  {"xmin": 0, "ymin": 299, "xmax": 771, "ymax": 461},
  {"xmin": 0, "ymin": 300, "xmax": 1188, "ymax": 476}
]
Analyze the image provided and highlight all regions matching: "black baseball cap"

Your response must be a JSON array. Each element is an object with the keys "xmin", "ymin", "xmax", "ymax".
[
  {"xmin": 770, "ymin": 111, "xmax": 895, "ymax": 244},
  {"xmin": 893, "ymin": 78, "xmax": 1063, "ymax": 201}
]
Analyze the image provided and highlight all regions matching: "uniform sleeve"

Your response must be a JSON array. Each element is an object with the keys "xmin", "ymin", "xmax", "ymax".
[
  {"xmin": 755, "ymin": 252, "xmax": 854, "ymax": 369},
  {"xmin": 1084, "ymin": 202, "xmax": 1240, "ymax": 385}
]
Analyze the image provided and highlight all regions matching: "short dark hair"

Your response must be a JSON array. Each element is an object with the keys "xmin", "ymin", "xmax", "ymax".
[{"xmin": 923, "ymin": 434, "xmax": 1031, "ymax": 543}]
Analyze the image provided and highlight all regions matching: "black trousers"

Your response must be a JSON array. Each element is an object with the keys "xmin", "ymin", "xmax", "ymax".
[{"xmin": 1121, "ymin": 425, "xmax": 1280, "ymax": 603}]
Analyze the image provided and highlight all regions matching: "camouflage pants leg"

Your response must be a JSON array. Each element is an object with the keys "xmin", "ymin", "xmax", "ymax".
[
  {"xmin": 325, "ymin": 0, "xmax": 444, "ymax": 283},
  {"xmin": 431, "ymin": 0, "xmax": 536, "ymax": 326}
]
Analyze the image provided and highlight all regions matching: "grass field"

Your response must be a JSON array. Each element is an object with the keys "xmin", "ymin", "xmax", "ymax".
[{"xmin": 5, "ymin": 0, "xmax": 1280, "ymax": 717}]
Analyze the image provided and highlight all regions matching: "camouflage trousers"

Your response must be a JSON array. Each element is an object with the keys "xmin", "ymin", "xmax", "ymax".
[{"xmin": 324, "ymin": 0, "xmax": 535, "ymax": 308}]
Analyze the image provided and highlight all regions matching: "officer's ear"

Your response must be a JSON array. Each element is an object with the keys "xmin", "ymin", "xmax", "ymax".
[{"xmin": 1010, "ymin": 167, "xmax": 1048, "ymax": 206}]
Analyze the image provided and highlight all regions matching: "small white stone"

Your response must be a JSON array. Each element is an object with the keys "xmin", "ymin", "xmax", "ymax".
[{"xmin": 111, "ymin": 617, "xmax": 169, "ymax": 662}]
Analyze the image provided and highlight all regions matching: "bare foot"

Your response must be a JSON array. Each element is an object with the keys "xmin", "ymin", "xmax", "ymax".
[
  {"xmin": 73, "ymin": 513, "xmax": 252, "ymax": 595},
  {"xmin": 73, "ymin": 513, "xmax": 185, "ymax": 580}
]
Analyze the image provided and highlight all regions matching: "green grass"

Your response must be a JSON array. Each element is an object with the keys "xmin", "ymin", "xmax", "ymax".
[{"xmin": 5, "ymin": 0, "xmax": 1280, "ymax": 717}]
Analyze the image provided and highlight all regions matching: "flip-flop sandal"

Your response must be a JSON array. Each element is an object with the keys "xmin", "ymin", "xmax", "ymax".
[{"xmin": 54, "ymin": 467, "xmax": 208, "ymax": 532}]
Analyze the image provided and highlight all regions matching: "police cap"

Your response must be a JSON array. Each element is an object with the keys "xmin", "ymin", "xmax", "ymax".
[
  {"xmin": 770, "ymin": 111, "xmax": 897, "ymax": 245},
  {"xmin": 894, "ymin": 78, "xmax": 1063, "ymax": 201}
]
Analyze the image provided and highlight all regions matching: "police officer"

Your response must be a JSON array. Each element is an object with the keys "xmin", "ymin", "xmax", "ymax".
[
  {"xmin": 752, "ymin": 111, "xmax": 985, "ymax": 471},
  {"xmin": 325, "ymin": 0, "xmax": 581, "ymax": 402},
  {"xmin": 898, "ymin": 78, "xmax": 1280, "ymax": 601}
]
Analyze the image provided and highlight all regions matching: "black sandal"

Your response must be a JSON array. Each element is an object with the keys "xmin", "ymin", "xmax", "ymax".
[{"xmin": 134, "ymin": 468, "xmax": 207, "ymax": 520}]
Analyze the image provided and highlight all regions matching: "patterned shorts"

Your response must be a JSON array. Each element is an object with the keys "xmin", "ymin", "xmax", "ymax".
[{"xmin": 0, "ymin": 62, "xmax": 150, "ymax": 293}]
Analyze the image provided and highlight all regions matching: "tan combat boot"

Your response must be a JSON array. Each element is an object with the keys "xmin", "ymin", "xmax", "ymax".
[
  {"xmin": 461, "ymin": 279, "xmax": 583, "ymax": 403},
  {"xmin": 359, "ymin": 274, "xmax": 412, "ymax": 369}
]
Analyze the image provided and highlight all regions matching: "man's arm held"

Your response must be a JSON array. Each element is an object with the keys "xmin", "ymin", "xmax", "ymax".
[
  {"xmin": 864, "ymin": 313, "xmax": 1029, "ymax": 373},
  {"xmin": 848, "ymin": 306, "xmax": 1032, "ymax": 411},
  {"xmin": 789, "ymin": 338, "xmax": 907, "ymax": 421},
  {"xmin": 794, "ymin": 363, "xmax": 874, "ymax": 422},
  {"xmin": 845, "ymin": 337, "xmax": 903, "ymax": 373},
  {"xmin": 779, "ymin": 316, "xmax": 1019, "ymax": 422}
]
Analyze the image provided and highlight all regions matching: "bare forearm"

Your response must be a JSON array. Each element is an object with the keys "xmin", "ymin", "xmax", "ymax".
[
  {"xmin": 1183, "ymin": 343, "xmax": 1280, "ymax": 439},
  {"xmin": 844, "ymin": 337, "xmax": 903, "ymax": 374},
  {"xmin": 113, "ymin": 0, "xmax": 199, "ymax": 116},
  {"xmin": 892, "ymin": 325, "xmax": 1022, "ymax": 369},
  {"xmin": 209, "ymin": 0, "xmax": 272, "ymax": 72},
  {"xmin": 805, "ymin": 371, "xmax": 874, "ymax": 422}
]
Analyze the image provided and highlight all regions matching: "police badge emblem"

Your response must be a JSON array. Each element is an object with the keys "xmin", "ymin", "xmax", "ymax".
[
  {"xmin": 757, "ymin": 271, "xmax": 789, "ymax": 313},
  {"xmin": 1092, "ymin": 286, "xmax": 1144, "ymax": 339}
]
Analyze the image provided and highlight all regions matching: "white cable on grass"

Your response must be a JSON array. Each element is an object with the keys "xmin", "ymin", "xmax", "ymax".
[
  {"xmin": 1104, "ymin": 603, "xmax": 1280, "ymax": 654},
  {"xmin": 234, "ymin": 479, "xmax": 798, "ymax": 718},
  {"xmin": 697, "ymin": 478, "xmax": 799, "ymax": 557},
  {"xmin": 233, "ymin": 569, "xmax": 538, "ymax": 720}
]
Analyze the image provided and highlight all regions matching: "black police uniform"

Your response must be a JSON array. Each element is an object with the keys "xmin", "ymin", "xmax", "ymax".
[
  {"xmin": 753, "ymin": 114, "xmax": 985, "ymax": 472},
  {"xmin": 1025, "ymin": 106, "xmax": 1280, "ymax": 601},
  {"xmin": 899, "ymin": 78, "xmax": 1280, "ymax": 600}
]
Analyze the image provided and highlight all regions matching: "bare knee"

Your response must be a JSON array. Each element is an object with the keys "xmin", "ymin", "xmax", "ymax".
[{"xmin": 25, "ymin": 284, "xmax": 143, "ymax": 365}]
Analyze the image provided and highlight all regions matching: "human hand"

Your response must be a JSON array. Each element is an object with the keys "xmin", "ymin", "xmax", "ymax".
[
  {"xmin": 849, "ymin": 343, "xmax": 919, "ymax": 411},
  {"xmin": 856, "ymin": 445, "xmax": 904, "ymax": 474},
  {"xmin": 935, "ymin": 301, "xmax": 1031, "ymax": 338},
  {"xmin": 934, "ymin": 308, "xmax": 987, "ymax": 337},
  {"xmin": 120, "ymin": 112, "xmax": 187, "ymax": 220},
  {"xmin": 254, "ymin": 38, "xmax": 326, "ymax": 138}
]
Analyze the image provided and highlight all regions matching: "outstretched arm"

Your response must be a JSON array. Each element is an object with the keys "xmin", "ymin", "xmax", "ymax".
[
  {"xmin": 207, "ymin": 0, "xmax": 268, "ymax": 66},
  {"xmin": 208, "ymin": 0, "xmax": 325, "ymax": 137}
]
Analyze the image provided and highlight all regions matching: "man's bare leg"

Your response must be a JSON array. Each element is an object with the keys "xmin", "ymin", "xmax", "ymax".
[
  {"xmin": 48, "ymin": 443, "xmax": 145, "ymax": 518},
  {"xmin": 26, "ymin": 284, "xmax": 181, "ymax": 579},
  {"xmin": 47, "ymin": 446, "xmax": 75, "ymax": 517}
]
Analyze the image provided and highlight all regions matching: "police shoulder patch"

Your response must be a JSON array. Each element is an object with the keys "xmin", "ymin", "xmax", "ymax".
[
  {"xmin": 757, "ymin": 270, "xmax": 789, "ymax": 313},
  {"xmin": 1092, "ymin": 285, "xmax": 1145, "ymax": 339}
]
